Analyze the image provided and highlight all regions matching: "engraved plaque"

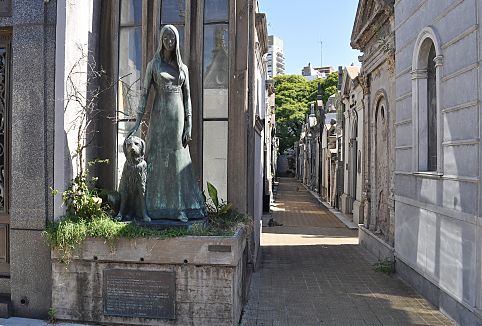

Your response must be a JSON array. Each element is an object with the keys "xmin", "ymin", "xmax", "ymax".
[
  {"xmin": 103, "ymin": 269, "xmax": 176, "ymax": 319},
  {"xmin": 0, "ymin": 0, "xmax": 11, "ymax": 17},
  {"xmin": 208, "ymin": 245, "xmax": 231, "ymax": 252}
]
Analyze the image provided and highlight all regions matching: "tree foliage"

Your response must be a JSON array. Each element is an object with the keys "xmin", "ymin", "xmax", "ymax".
[{"xmin": 274, "ymin": 72, "xmax": 339, "ymax": 152}]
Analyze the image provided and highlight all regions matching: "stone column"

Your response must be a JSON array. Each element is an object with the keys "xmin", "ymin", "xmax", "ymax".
[
  {"xmin": 434, "ymin": 55, "xmax": 444, "ymax": 174},
  {"xmin": 360, "ymin": 74, "xmax": 371, "ymax": 229}
]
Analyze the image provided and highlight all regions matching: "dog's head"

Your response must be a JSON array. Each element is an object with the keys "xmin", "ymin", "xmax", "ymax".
[{"xmin": 123, "ymin": 136, "xmax": 145, "ymax": 163}]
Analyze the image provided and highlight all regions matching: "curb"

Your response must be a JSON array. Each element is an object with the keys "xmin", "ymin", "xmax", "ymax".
[{"xmin": 303, "ymin": 185, "xmax": 359, "ymax": 230}]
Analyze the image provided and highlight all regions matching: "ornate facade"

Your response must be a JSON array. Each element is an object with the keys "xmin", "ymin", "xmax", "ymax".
[
  {"xmin": 351, "ymin": 0, "xmax": 396, "ymax": 247},
  {"xmin": 339, "ymin": 66, "xmax": 365, "ymax": 224}
]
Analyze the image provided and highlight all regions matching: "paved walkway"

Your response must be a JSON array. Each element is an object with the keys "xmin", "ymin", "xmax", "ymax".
[
  {"xmin": 0, "ymin": 318, "xmax": 83, "ymax": 326},
  {"xmin": 241, "ymin": 178, "xmax": 454, "ymax": 326}
]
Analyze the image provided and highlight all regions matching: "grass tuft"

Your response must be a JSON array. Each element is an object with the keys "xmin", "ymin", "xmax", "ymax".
[{"xmin": 373, "ymin": 257, "xmax": 395, "ymax": 275}]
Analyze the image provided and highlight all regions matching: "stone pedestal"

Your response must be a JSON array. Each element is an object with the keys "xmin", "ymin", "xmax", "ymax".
[
  {"xmin": 340, "ymin": 193, "xmax": 352, "ymax": 214},
  {"xmin": 352, "ymin": 200, "xmax": 364, "ymax": 225},
  {"xmin": 52, "ymin": 229, "xmax": 248, "ymax": 325}
]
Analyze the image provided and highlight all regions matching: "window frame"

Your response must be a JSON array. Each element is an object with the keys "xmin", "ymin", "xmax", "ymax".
[
  {"xmin": 116, "ymin": 0, "xmax": 145, "ymax": 185},
  {"xmin": 411, "ymin": 26, "xmax": 444, "ymax": 175}
]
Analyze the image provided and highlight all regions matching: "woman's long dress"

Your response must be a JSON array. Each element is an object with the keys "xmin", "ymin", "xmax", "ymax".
[{"xmin": 144, "ymin": 61, "xmax": 206, "ymax": 221}]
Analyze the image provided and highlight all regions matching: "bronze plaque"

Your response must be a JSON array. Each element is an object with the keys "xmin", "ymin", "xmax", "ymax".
[
  {"xmin": 0, "ymin": 0, "xmax": 11, "ymax": 17},
  {"xmin": 208, "ymin": 245, "xmax": 231, "ymax": 252},
  {"xmin": 103, "ymin": 269, "xmax": 176, "ymax": 319}
]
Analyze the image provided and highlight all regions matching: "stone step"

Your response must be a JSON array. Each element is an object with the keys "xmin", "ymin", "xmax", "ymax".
[{"xmin": 0, "ymin": 294, "xmax": 11, "ymax": 318}]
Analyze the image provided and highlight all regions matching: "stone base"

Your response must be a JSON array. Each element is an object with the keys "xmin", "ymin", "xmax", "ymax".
[
  {"xmin": 52, "ymin": 230, "xmax": 248, "ymax": 325},
  {"xmin": 340, "ymin": 193, "xmax": 352, "ymax": 215},
  {"xmin": 396, "ymin": 258, "xmax": 480, "ymax": 325},
  {"xmin": 359, "ymin": 225, "xmax": 394, "ymax": 261},
  {"xmin": 352, "ymin": 200, "xmax": 364, "ymax": 225}
]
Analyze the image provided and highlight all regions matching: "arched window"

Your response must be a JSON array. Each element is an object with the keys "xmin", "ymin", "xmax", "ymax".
[
  {"xmin": 412, "ymin": 27, "xmax": 443, "ymax": 173},
  {"xmin": 427, "ymin": 44, "xmax": 437, "ymax": 171}
]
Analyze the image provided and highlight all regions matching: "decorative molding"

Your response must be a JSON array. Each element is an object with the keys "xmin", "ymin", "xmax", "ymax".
[
  {"xmin": 396, "ymin": 91, "xmax": 411, "ymax": 102},
  {"xmin": 394, "ymin": 171, "xmax": 413, "ymax": 176},
  {"xmin": 395, "ymin": 194, "xmax": 477, "ymax": 225},
  {"xmin": 441, "ymin": 24, "xmax": 478, "ymax": 50},
  {"xmin": 394, "ymin": 118, "xmax": 412, "ymax": 127},
  {"xmin": 411, "ymin": 69, "xmax": 427, "ymax": 80},
  {"xmin": 442, "ymin": 138, "xmax": 480, "ymax": 147},
  {"xmin": 441, "ymin": 174, "xmax": 479, "ymax": 183},
  {"xmin": 434, "ymin": 55, "xmax": 444, "ymax": 68},
  {"xmin": 442, "ymin": 63, "xmax": 478, "ymax": 82},
  {"xmin": 442, "ymin": 100, "xmax": 479, "ymax": 114},
  {"xmin": 395, "ymin": 66, "xmax": 411, "ymax": 78},
  {"xmin": 408, "ymin": 171, "xmax": 480, "ymax": 184}
]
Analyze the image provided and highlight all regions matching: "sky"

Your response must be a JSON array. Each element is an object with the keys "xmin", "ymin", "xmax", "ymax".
[{"xmin": 259, "ymin": 0, "xmax": 361, "ymax": 74}]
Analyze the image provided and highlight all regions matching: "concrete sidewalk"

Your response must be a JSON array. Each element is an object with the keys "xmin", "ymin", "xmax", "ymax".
[{"xmin": 241, "ymin": 177, "xmax": 454, "ymax": 326}]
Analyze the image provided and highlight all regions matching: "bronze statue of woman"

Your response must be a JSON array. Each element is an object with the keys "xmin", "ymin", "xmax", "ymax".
[{"xmin": 129, "ymin": 25, "xmax": 206, "ymax": 222}]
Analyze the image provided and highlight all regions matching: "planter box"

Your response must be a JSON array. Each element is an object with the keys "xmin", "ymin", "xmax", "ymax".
[{"xmin": 51, "ymin": 229, "xmax": 248, "ymax": 325}]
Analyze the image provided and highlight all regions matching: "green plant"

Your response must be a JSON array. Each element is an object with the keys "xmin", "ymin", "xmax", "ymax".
[
  {"xmin": 52, "ymin": 158, "xmax": 112, "ymax": 223},
  {"xmin": 206, "ymin": 182, "xmax": 232, "ymax": 215},
  {"xmin": 62, "ymin": 174, "xmax": 107, "ymax": 221},
  {"xmin": 373, "ymin": 257, "xmax": 395, "ymax": 275},
  {"xmin": 205, "ymin": 182, "xmax": 251, "ymax": 233},
  {"xmin": 47, "ymin": 307, "xmax": 57, "ymax": 324}
]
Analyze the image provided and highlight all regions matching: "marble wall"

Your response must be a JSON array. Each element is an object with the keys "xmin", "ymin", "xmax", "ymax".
[{"xmin": 394, "ymin": 0, "xmax": 482, "ymax": 322}]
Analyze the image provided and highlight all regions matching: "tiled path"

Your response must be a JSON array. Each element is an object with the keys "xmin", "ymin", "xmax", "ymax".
[{"xmin": 240, "ymin": 178, "xmax": 455, "ymax": 326}]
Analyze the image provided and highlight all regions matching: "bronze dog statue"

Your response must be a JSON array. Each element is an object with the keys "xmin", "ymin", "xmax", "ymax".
[{"xmin": 116, "ymin": 136, "xmax": 151, "ymax": 222}]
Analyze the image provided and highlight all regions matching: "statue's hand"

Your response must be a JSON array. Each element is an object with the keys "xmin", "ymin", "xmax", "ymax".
[
  {"xmin": 182, "ymin": 118, "xmax": 192, "ymax": 148},
  {"xmin": 182, "ymin": 128, "xmax": 192, "ymax": 148}
]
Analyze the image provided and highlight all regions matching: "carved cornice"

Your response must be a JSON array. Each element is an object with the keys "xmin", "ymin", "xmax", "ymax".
[
  {"xmin": 351, "ymin": 0, "xmax": 394, "ymax": 51},
  {"xmin": 255, "ymin": 13, "xmax": 268, "ymax": 55},
  {"xmin": 359, "ymin": 74, "xmax": 370, "ymax": 95}
]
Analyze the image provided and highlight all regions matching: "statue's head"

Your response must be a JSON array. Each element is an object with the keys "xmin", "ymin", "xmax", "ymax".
[
  {"xmin": 162, "ymin": 27, "xmax": 176, "ymax": 52},
  {"xmin": 158, "ymin": 25, "xmax": 183, "ymax": 69}
]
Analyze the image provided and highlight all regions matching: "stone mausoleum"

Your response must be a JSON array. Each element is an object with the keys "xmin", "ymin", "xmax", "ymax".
[{"xmin": 0, "ymin": 0, "xmax": 273, "ymax": 320}]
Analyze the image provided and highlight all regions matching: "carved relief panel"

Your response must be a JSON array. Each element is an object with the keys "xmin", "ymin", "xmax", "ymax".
[{"xmin": 375, "ymin": 97, "xmax": 389, "ymax": 241}]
